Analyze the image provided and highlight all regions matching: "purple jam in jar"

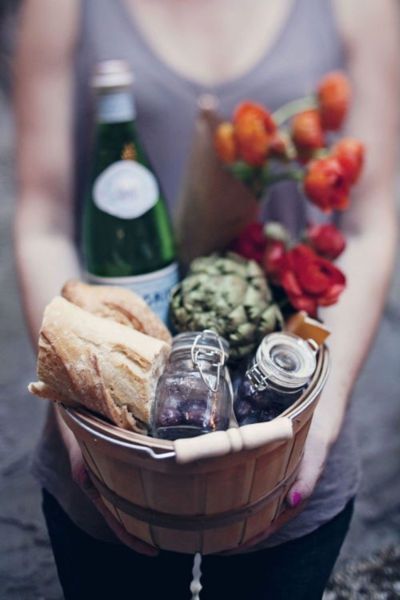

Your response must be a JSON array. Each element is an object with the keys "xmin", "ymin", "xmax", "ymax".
[
  {"xmin": 152, "ymin": 330, "xmax": 232, "ymax": 440},
  {"xmin": 234, "ymin": 332, "xmax": 318, "ymax": 426}
]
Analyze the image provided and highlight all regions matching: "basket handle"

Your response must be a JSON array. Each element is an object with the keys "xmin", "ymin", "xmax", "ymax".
[{"xmin": 174, "ymin": 417, "xmax": 293, "ymax": 465}]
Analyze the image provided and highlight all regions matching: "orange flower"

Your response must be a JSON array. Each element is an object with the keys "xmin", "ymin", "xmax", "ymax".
[
  {"xmin": 234, "ymin": 101, "xmax": 276, "ymax": 167},
  {"xmin": 234, "ymin": 101, "xmax": 276, "ymax": 134},
  {"xmin": 318, "ymin": 71, "xmax": 351, "ymax": 131},
  {"xmin": 304, "ymin": 157, "xmax": 350, "ymax": 213},
  {"xmin": 235, "ymin": 116, "xmax": 269, "ymax": 166},
  {"xmin": 332, "ymin": 138, "xmax": 365, "ymax": 184},
  {"xmin": 215, "ymin": 122, "xmax": 237, "ymax": 164},
  {"xmin": 291, "ymin": 110, "xmax": 325, "ymax": 155}
]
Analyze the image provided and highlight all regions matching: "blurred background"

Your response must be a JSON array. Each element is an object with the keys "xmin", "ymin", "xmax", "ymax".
[{"xmin": 0, "ymin": 3, "xmax": 399, "ymax": 598}]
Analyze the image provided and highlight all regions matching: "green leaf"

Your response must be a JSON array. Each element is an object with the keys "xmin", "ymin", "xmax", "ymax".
[{"xmin": 228, "ymin": 161, "xmax": 257, "ymax": 184}]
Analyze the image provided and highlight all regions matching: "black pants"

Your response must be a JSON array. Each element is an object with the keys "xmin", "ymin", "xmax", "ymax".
[{"xmin": 42, "ymin": 490, "xmax": 353, "ymax": 600}]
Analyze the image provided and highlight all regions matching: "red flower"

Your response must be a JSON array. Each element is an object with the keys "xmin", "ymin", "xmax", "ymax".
[
  {"xmin": 291, "ymin": 110, "xmax": 325, "ymax": 153},
  {"xmin": 230, "ymin": 222, "xmax": 266, "ymax": 263},
  {"xmin": 214, "ymin": 122, "xmax": 237, "ymax": 164},
  {"xmin": 332, "ymin": 138, "xmax": 365, "ymax": 184},
  {"xmin": 234, "ymin": 102, "xmax": 276, "ymax": 167},
  {"xmin": 262, "ymin": 240, "xmax": 287, "ymax": 282},
  {"xmin": 304, "ymin": 157, "xmax": 350, "ymax": 213},
  {"xmin": 317, "ymin": 71, "xmax": 351, "ymax": 131},
  {"xmin": 306, "ymin": 223, "xmax": 346, "ymax": 260},
  {"xmin": 279, "ymin": 244, "xmax": 346, "ymax": 316}
]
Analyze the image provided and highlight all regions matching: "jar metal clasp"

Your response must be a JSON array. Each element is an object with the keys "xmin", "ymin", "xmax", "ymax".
[
  {"xmin": 191, "ymin": 329, "xmax": 225, "ymax": 393},
  {"xmin": 245, "ymin": 363, "xmax": 270, "ymax": 392},
  {"xmin": 306, "ymin": 338, "xmax": 319, "ymax": 353}
]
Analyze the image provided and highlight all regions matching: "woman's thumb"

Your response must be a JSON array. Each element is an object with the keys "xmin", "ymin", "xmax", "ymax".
[{"xmin": 287, "ymin": 458, "xmax": 322, "ymax": 508}]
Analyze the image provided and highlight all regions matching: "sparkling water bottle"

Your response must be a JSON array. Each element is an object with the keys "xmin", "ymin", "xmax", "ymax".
[{"xmin": 82, "ymin": 60, "xmax": 178, "ymax": 322}]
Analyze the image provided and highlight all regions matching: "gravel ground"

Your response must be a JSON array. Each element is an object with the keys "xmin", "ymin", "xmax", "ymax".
[
  {"xmin": 1, "ymin": 84, "xmax": 400, "ymax": 599},
  {"xmin": 325, "ymin": 546, "xmax": 400, "ymax": 600}
]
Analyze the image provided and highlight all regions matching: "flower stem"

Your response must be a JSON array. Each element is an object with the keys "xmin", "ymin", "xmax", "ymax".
[{"xmin": 272, "ymin": 95, "xmax": 318, "ymax": 126}]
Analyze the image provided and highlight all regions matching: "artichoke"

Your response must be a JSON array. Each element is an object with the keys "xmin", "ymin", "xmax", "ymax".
[{"xmin": 170, "ymin": 253, "xmax": 283, "ymax": 361}]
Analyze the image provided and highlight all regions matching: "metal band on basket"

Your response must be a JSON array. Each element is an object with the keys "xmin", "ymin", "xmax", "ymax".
[{"xmin": 88, "ymin": 467, "xmax": 298, "ymax": 531}]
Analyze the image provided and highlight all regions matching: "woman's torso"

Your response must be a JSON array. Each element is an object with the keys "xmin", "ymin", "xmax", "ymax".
[{"xmin": 33, "ymin": 0, "xmax": 360, "ymax": 545}]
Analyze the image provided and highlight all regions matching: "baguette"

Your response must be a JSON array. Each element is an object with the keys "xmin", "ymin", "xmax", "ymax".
[
  {"xmin": 29, "ymin": 297, "xmax": 170, "ymax": 432},
  {"xmin": 62, "ymin": 279, "xmax": 172, "ymax": 344}
]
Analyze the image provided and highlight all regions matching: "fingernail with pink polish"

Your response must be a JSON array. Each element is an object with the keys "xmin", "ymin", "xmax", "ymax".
[{"xmin": 290, "ymin": 491, "xmax": 302, "ymax": 507}]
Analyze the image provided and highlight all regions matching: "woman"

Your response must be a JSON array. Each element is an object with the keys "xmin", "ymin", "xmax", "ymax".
[{"xmin": 14, "ymin": 0, "xmax": 399, "ymax": 598}]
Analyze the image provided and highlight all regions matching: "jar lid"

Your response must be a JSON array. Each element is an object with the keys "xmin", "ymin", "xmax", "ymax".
[
  {"xmin": 92, "ymin": 60, "xmax": 134, "ymax": 90},
  {"xmin": 254, "ymin": 332, "xmax": 317, "ymax": 390},
  {"xmin": 172, "ymin": 330, "xmax": 229, "ymax": 358}
]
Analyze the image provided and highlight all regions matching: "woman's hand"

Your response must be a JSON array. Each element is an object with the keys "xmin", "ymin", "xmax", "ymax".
[
  {"xmin": 63, "ymin": 414, "xmax": 158, "ymax": 557},
  {"xmin": 285, "ymin": 405, "xmax": 334, "ymax": 510}
]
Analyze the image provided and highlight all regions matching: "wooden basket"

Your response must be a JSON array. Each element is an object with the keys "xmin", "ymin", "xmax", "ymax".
[{"xmin": 60, "ymin": 344, "xmax": 329, "ymax": 554}]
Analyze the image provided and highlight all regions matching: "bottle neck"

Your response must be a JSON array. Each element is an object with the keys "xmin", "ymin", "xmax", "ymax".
[{"xmin": 96, "ymin": 89, "xmax": 136, "ymax": 124}]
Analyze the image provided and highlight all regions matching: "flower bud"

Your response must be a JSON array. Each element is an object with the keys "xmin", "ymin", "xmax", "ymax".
[
  {"xmin": 215, "ymin": 122, "xmax": 237, "ymax": 164},
  {"xmin": 291, "ymin": 110, "xmax": 325, "ymax": 154},
  {"xmin": 234, "ymin": 101, "xmax": 276, "ymax": 167},
  {"xmin": 230, "ymin": 222, "xmax": 266, "ymax": 263},
  {"xmin": 304, "ymin": 157, "xmax": 350, "ymax": 213},
  {"xmin": 332, "ymin": 138, "xmax": 364, "ymax": 184},
  {"xmin": 317, "ymin": 71, "xmax": 351, "ymax": 131},
  {"xmin": 305, "ymin": 223, "xmax": 346, "ymax": 260}
]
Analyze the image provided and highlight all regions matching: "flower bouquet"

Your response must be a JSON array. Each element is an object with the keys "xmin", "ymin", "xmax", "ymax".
[
  {"xmin": 175, "ymin": 71, "xmax": 364, "ymax": 336},
  {"xmin": 175, "ymin": 72, "xmax": 364, "ymax": 268}
]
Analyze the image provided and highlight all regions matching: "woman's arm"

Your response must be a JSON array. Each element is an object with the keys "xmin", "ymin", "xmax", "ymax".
[
  {"xmin": 14, "ymin": 0, "xmax": 82, "ymax": 496},
  {"xmin": 14, "ymin": 0, "xmax": 80, "ymax": 341},
  {"xmin": 14, "ymin": 0, "xmax": 157, "ymax": 555},
  {"xmin": 286, "ymin": 0, "xmax": 400, "ymax": 506}
]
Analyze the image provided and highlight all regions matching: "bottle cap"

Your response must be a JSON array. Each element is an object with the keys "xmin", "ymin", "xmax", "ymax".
[
  {"xmin": 249, "ymin": 332, "xmax": 317, "ymax": 391},
  {"xmin": 92, "ymin": 60, "xmax": 134, "ymax": 90}
]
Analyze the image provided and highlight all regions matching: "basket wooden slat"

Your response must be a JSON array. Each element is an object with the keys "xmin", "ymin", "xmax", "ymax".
[
  {"xmin": 117, "ymin": 511, "xmax": 155, "ymax": 546},
  {"xmin": 152, "ymin": 527, "xmax": 203, "ymax": 554},
  {"xmin": 143, "ymin": 469, "xmax": 207, "ymax": 515},
  {"xmin": 241, "ymin": 501, "xmax": 278, "ymax": 545},
  {"xmin": 249, "ymin": 441, "xmax": 291, "ymax": 503},
  {"xmin": 205, "ymin": 459, "xmax": 255, "ymax": 513},
  {"xmin": 202, "ymin": 522, "xmax": 244, "ymax": 555}
]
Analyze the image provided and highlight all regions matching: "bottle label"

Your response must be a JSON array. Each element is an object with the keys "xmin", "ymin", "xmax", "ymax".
[
  {"xmin": 97, "ymin": 91, "xmax": 136, "ymax": 123},
  {"xmin": 93, "ymin": 160, "xmax": 159, "ymax": 219},
  {"xmin": 87, "ymin": 262, "xmax": 179, "ymax": 323}
]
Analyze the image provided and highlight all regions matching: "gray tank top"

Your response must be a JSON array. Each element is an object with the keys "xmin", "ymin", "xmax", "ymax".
[{"xmin": 33, "ymin": 0, "xmax": 361, "ymax": 546}]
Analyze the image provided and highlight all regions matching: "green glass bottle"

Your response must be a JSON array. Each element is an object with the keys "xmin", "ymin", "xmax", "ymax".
[{"xmin": 82, "ymin": 60, "xmax": 178, "ymax": 323}]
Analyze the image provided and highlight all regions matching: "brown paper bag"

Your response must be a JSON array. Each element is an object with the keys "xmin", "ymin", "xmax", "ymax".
[{"xmin": 174, "ymin": 96, "xmax": 259, "ymax": 267}]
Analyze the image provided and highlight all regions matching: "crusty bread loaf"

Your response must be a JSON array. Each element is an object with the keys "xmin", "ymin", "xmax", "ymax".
[
  {"xmin": 28, "ymin": 297, "xmax": 170, "ymax": 433},
  {"xmin": 62, "ymin": 279, "xmax": 172, "ymax": 344}
]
